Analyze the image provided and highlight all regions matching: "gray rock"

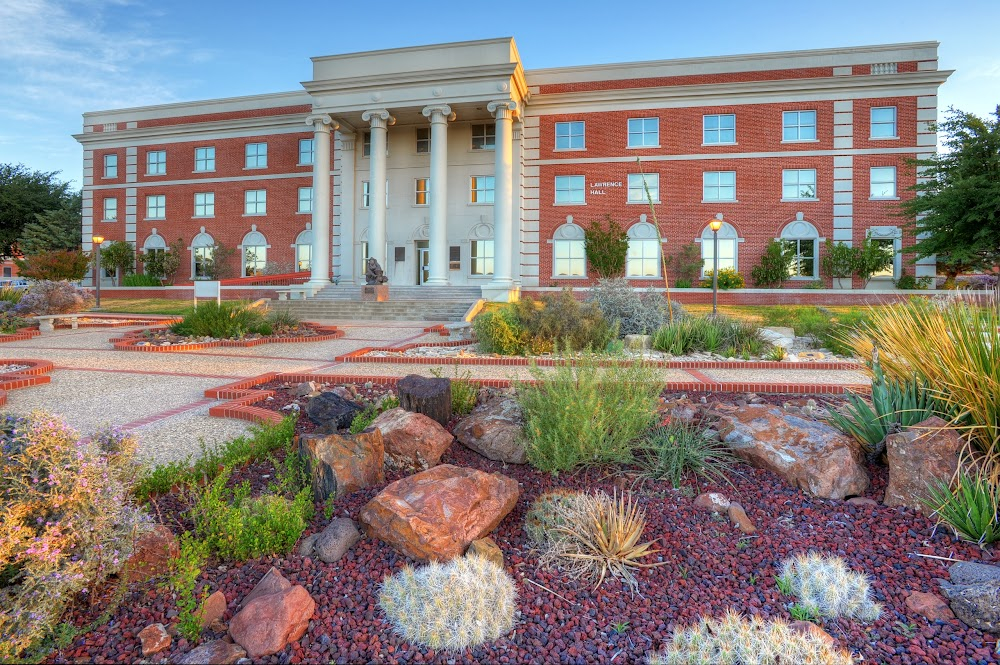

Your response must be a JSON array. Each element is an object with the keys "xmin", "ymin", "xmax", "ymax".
[
  {"xmin": 951, "ymin": 561, "xmax": 1000, "ymax": 586},
  {"xmin": 314, "ymin": 518, "xmax": 362, "ymax": 563},
  {"xmin": 174, "ymin": 639, "xmax": 246, "ymax": 664},
  {"xmin": 293, "ymin": 381, "xmax": 318, "ymax": 397},
  {"xmin": 941, "ymin": 579, "xmax": 1000, "ymax": 633},
  {"xmin": 306, "ymin": 391, "xmax": 363, "ymax": 430},
  {"xmin": 453, "ymin": 396, "xmax": 527, "ymax": 464},
  {"xmin": 296, "ymin": 533, "xmax": 319, "ymax": 557},
  {"xmin": 623, "ymin": 334, "xmax": 652, "ymax": 351}
]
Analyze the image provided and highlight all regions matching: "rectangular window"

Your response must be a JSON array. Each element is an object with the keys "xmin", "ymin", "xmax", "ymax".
[
  {"xmin": 449, "ymin": 245, "xmax": 461, "ymax": 271},
  {"xmin": 703, "ymin": 171, "xmax": 736, "ymax": 201},
  {"xmin": 627, "ymin": 117, "xmax": 659, "ymax": 147},
  {"xmin": 782, "ymin": 169, "xmax": 817, "ymax": 200},
  {"xmin": 194, "ymin": 246, "xmax": 214, "ymax": 279},
  {"xmin": 554, "ymin": 175, "xmax": 585, "ymax": 204},
  {"xmin": 702, "ymin": 239, "xmax": 737, "ymax": 274},
  {"xmin": 244, "ymin": 246, "xmax": 267, "ymax": 276},
  {"xmin": 782, "ymin": 110, "xmax": 817, "ymax": 141},
  {"xmin": 471, "ymin": 240, "xmax": 494, "ymax": 275},
  {"xmin": 627, "ymin": 239, "xmax": 660, "ymax": 277},
  {"xmin": 554, "ymin": 239, "xmax": 586, "ymax": 277},
  {"xmin": 146, "ymin": 150, "xmax": 166, "ymax": 175},
  {"xmin": 298, "ymin": 187, "xmax": 313, "ymax": 213},
  {"xmin": 194, "ymin": 192, "xmax": 215, "ymax": 217},
  {"xmin": 870, "ymin": 166, "xmax": 897, "ymax": 198},
  {"xmin": 103, "ymin": 154, "xmax": 118, "ymax": 178},
  {"xmin": 783, "ymin": 239, "xmax": 817, "ymax": 277},
  {"xmin": 471, "ymin": 124, "xmax": 496, "ymax": 150},
  {"xmin": 359, "ymin": 241, "xmax": 368, "ymax": 276},
  {"xmin": 470, "ymin": 176, "xmax": 495, "ymax": 204},
  {"xmin": 194, "ymin": 147, "xmax": 215, "ymax": 172},
  {"xmin": 299, "ymin": 138, "xmax": 315, "ymax": 165},
  {"xmin": 296, "ymin": 243, "xmax": 312, "ymax": 272},
  {"xmin": 146, "ymin": 195, "xmax": 165, "ymax": 219},
  {"xmin": 361, "ymin": 181, "xmax": 388, "ymax": 208},
  {"xmin": 414, "ymin": 178, "xmax": 429, "ymax": 206},
  {"xmin": 245, "ymin": 189, "xmax": 266, "ymax": 215},
  {"xmin": 103, "ymin": 198, "xmax": 117, "ymax": 221},
  {"xmin": 627, "ymin": 173, "xmax": 659, "ymax": 203},
  {"xmin": 415, "ymin": 128, "xmax": 430, "ymax": 154},
  {"xmin": 245, "ymin": 142, "xmax": 267, "ymax": 168},
  {"xmin": 871, "ymin": 106, "xmax": 897, "ymax": 139},
  {"xmin": 555, "ymin": 121, "xmax": 585, "ymax": 150},
  {"xmin": 703, "ymin": 114, "xmax": 736, "ymax": 144},
  {"xmin": 362, "ymin": 132, "xmax": 371, "ymax": 157}
]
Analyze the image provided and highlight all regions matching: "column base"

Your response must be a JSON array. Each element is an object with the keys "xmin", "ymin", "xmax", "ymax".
[
  {"xmin": 424, "ymin": 276, "xmax": 449, "ymax": 286},
  {"xmin": 482, "ymin": 282, "xmax": 520, "ymax": 303}
]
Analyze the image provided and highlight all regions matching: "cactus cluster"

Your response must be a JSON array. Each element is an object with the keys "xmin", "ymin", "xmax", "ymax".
[
  {"xmin": 379, "ymin": 554, "xmax": 517, "ymax": 651},
  {"xmin": 523, "ymin": 489, "xmax": 589, "ymax": 545},
  {"xmin": 777, "ymin": 552, "xmax": 882, "ymax": 622},
  {"xmin": 647, "ymin": 610, "xmax": 854, "ymax": 665}
]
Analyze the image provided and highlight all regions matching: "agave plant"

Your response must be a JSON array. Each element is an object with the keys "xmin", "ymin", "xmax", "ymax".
[{"xmin": 924, "ymin": 466, "xmax": 1000, "ymax": 546}]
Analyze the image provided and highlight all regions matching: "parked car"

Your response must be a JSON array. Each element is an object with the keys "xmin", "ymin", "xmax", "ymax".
[{"xmin": 0, "ymin": 279, "xmax": 29, "ymax": 290}]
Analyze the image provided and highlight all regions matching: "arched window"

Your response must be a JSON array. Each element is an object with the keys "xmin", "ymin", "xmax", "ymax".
[
  {"xmin": 240, "ymin": 225, "xmax": 269, "ymax": 276},
  {"xmin": 551, "ymin": 216, "xmax": 586, "ymax": 277},
  {"xmin": 779, "ymin": 214, "xmax": 821, "ymax": 278},
  {"xmin": 190, "ymin": 228, "xmax": 215, "ymax": 279},
  {"xmin": 699, "ymin": 219, "xmax": 740, "ymax": 276},
  {"xmin": 626, "ymin": 216, "xmax": 661, "ymax": 278},
  {"xmin": 294, "ymin": 223, "xmax": 312, "ymax": 272},
  {"xmin": 142, "ymin": 230, "xmax": 167, "ymax": 277}
]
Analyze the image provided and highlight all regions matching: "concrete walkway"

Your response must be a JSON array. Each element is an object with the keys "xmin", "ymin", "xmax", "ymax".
[{"xmin": 0, "ymin": 321, "xmax": 870, "ymax": 466}]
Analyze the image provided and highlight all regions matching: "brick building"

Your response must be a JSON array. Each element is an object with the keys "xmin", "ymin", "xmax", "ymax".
[{"xmin": 74, "ymin": 38, "xmax": 950, "ymax": 300}]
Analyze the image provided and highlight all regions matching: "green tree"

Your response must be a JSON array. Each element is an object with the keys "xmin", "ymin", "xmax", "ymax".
[
  {"xmin": 584, "ymin": 215, "xmax": 629, "ymax": 278},
  {"xmin": 14, "ymin": 250, "xmax": 90, "ymax": 281},
  {"xmin": 98, "ymin": 241, "xmax": 136, "ymax": 285},
  {"xmin": 0, "ymin": 164, "xmax": 74, "ymax": 258},
  {"xmin": 900, "ymin": 106, "xmax": 1000, "ymax": 284},
  {"xmin": 18, "ymin": 192, "xmax": 82, "ymax": 255},
  {"xmin": 751, "ymin": 240, "xmax": 795, "ymax": 288}
]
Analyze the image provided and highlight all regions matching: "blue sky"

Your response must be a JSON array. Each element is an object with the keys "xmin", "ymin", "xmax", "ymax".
[{"xmin": 1, "ymin": 0, "xmax": 998, "ymax": 189}]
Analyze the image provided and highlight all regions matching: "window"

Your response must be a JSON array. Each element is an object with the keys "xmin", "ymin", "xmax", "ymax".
[
  {"xmin": 470, "ymin": 176, "xmax": 495, "ymax": 204},
  {"xmin": 299, "ymin": 138, "xmax": 314, "ymax": 165},
  {"xmin": 414, "ymin": 178, "xmax": 429, "ymax": 206},
  {"xmin": 192, "ymin": 231, "xmax": 215, "ymax": 279},
  {"xmin": 245, "ymin": 143, "xmax": 267, "ymax": 168},
  {"xmin": 782, "ymin": 110, "xmax": 817, "ymax": 141},
  {"xmin": 146, "ymin": 195, "xmax": 165, "ymax": 219},
  {"xmin": 242, "ymin": 229, "xmax": 268, "ymax": 277},
  {"xmin": 625, "ymin": 221, "xmax": 660, "ymax": 278},
  {"xmin": 359, "ymin": 241, "xmax": 369, "ymax": 275},
  {"xmin": 703, "ymin": 171, "xmax": 736, "ymax": 201},
  {"xmin": 871, "ymin": 106, "xmax": 897, "ymax": 139},
  {"xmin": 870, "ymin": 167, "xmax": 897, "ymax": 198},
  {"xmin": 194, "ymin": 192, "xmax": 215, "ymax": 217},
  {"xmin": 700, "ymin": 222, "xmax": 738, "ymax": 275},
  {"xmin": 146, "ymin": 150, "xmax": 166, "ymax": 175},
  {"xmin": 362, "ymin": 132, "xmax": 371, "ymax": 157},
  {"xmin": 295, "ymin": 227, "xmax": 312, "ymax": 272},
  {"xmin": 870, "ymin": 238, "xmax": 896, "ymax": 277},
  {"xmin": 627, "ymin": 117, "xmax": 659, "ymax": 147},
  {"xmin": 783, "ymin": 239, "xmax": 817, "ymax": 277},
  {"xmin": 361, "ymin": 181, "xmax": 389, "ymax": 208},
  {"xmin": 194, "ymin": 147, "xmax": 215, "ymax": 172},
  {"xmin": 627, "ymin": 173, "xmax": 659, "ymax": 203},
  {"xmin": 554, "ymin": 175, "xmax": 585, "ymax": 204},
  {"xmin": 449, "ymin": 246, "xmax": 461, "ymax": 271},
  {"xmin": 245, "ymin": 189, "xmax": 266, "ymax": 215},
  {"xmin": 782, "ymin": 169, "xmax": 817, "ymax": 200},
  {"xmin": 298, "ymin": 187, "xmax": 313, "ymax": 213},
  {"xmin": 552, "ymin": 222, "xmax": 587, "ymax": 277},
  {"xmin": 103, "ymin": 154, "xmax": 118, "ymax": 178},
  {"xmin": 415, "ymin": 128, "xmax": 430, "ymax": 154},
  {"xmin": 2, "ymin": 267, "xmax": 9, "ymax": 278},
  {"xmin": 471, "ymin": 124, "xmax": 496, "ymax": 150},
  {"xmin": 703, "ymin": 114, "xmax": 736, "ymax": 144},
  {"xmin": 471, "ymin": 240, "xmax": 494, "ymax": 275},
  {"xmin": 103, "ymin": 198, "xmax": 117, "ymax": 221},
  {"xmin": 555, "ymin": 121, "xmax": 585, "ymax": 150}
]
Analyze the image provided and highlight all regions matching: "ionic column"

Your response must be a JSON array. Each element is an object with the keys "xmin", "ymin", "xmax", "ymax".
[
  {"xmin": 336, "ymin": 132, "xmax": 356, "ymax": 282},
  {"xmin": 421, "ymin": 104, "xmax": 454, "ymax": 286},
  {"xmin": 306, "ymin": 114, "xmax": 337, "ymax": 287},
  {"xmin": 487, "ymin": 100, "xmax": 517, "ymax": 292},
  {"xmin": 361, "ymin": 109, "xmax": 394, "ymax": 269},
  {"xmin": 512, "ymin": 121, "xmax": 523, "ymax": 287}
]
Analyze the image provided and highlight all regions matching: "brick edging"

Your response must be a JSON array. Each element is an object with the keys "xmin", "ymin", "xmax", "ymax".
[
  {"xmin": 55, "ymin": 316, "xmax": 184, "ymax": 329},
  {"xmin": 0, "ymin": 328, "xmax": 41, "ymax": 343},
  {"xmin": 111, "ymin": 324, "xmax": 344, "ymax": 352},
  {"xmin": 0, "ymin": 359, "xmax": 54, "ymax": 406}
]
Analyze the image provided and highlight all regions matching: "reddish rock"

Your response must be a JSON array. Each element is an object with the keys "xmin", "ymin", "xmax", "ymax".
[
  {"xmin": 371, "ymin": 407, "xmax": 453, "ymax": 470},
  {"xmin": 906, "ymin": 591, "xmax": 956, "ymax": 622},
  {"xmin": 466, "ymin": 537, "xmax": 504, "ymax": 568},
  {"xmin": 359, "ymin": 464, "xmax": 520, "ymax": 562},
  {"xmin": 728, "ymin": 502, "xmax": 757, "ymax": 534},
  {"xmin": 885, "ymin": 416, "xmax": 963, "ymax": 515},
  {"xmin": 229, "ymin": 585, "xmax": 316, "ymax": 659},
  {"xmin": 717, "ymin": 405, "xmax": 869, "ymax": 500},
  {"xmin": 125, "ymin": 524, "xmax": 179, "ymax": 582},
  {"xmin": 138, "ymin": 623, "xmax": 170, "ymax": 656},
  {"xmin": 789, "ymin": 620, "xmax": 835, "ymax": 646},
  {"xmin": 298, "ymin": 430, "xmax": 385, "ymax": 501},
  {"xmin": 175, "ymin": 639, "xmax": 246, "ymax": 664},
  {"xmin": 453, "ymin": 397, "xmax": 527, "ymax": 464},
  {"xmin": 693, "ymin": 492, "xmax": 730, "ymax": 513},
  {"xmin": 847, "ymin": 497, "xmax": 879, "ymax": 506},
  {"xmin": 239, "ymin": 567, "xmax": 291, "ymax": 609},
  {"xmin": 199, "ymin": 590, "xmax": 227, "ymax": 630},
  {"xmin": 659, "ymin": 398, "xmax": 699, "ymax": 424}
]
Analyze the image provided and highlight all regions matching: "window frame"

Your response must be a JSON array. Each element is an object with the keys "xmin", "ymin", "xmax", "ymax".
[
  {"xmin": 193, "ymin": 192, "xmax": 215, "ymax": 218},
  {"xmin": 245, "ymin": 142, "xmax": 267, "ymax": 169},
  {"xmin": 297, "ymin": 186, "xmax": 313, "ymax": 214},
  {"xmin": 627, "ymin": 117, "xmax": 660, "ymax": 148},
  {"xmin": 470, "ymin": 176, "xmax": 495, "ymax": 205},
  {"xmin": 244, "ymin": 189, "xmax": 267, "ymax": 215},
  {"xmin": 782, "ymin": 238, "xmax": 818, "ymax": 278},
  {"xmin": 554, "ymin": 175, "xmax": 586, "ymax": 205},
  {"xmin": 145, "ymin": 194, "xmax": 165, "ymax": 220},
  {"xmin": 781, "ymin": 169, "xmax": 818, "ymax": 201},
  {"xmin": 415, "ymin": 128, "xmax": 430, "ymax": 154},
  {"xmin": 243, "ymin": 245, "xmax": 267, "ymax": 277},
  {"xmin": 471, "ymin": 124, "xmax": 496, "ymax": 151},
  {"xmin": 782, "ymin": 110, "xmax": 818, "ymax": 142},
  {"xmin": 146, "ymin": 150, "xmax": 166, "ymax": 175},
  {"xmin": 554, "ymin": 121, "xmax": 585, "ymax": 151},
  {"xmin": 103, "ymin": 154, "xmax": 118, "ymax": 178},
  {"xmin": 470, "ymin": 239, "xmax": 495, "ymax": 276},
  {"xmin": 869, "ymin": 166, "xmax": 898, "ymax": 199},
  {"xmin": 702, "ymin": 114, "xmax": 736, "ymax": 145},
  {"xmin": 414, "ymin": 178, "xmax": 429, "ymax": 206},
  {"xmin": 194, "ymin": 146, "xmax": 215, "ymax": 172},
  {"xmin": 870, "ymin": 106, "xmax": 898, "ymax": 139},
  {"xmin": 702, "ymin": 171, "xmax": 737, "ymax": 202},
  {"xmin": 102, "ymin": 197, "xmax": 117, "ymax": 221},
  {"xmin": 361, "ymin": 180, "xmax": 389, "ymax": 208},
  {"xmin": 298, "ymin": 138, "xmax": 315, "ymax": 165},
  {"xmin": 626, "ymin": 238, "xmax": 660, "ymax": 278},
  {"xmin": 627, "ymin": 173, "xmax": 659, "ymax": 204}
]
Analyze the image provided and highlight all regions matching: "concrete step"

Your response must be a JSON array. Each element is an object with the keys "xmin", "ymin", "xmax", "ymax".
[
  {"xmin": 309, "ymin": 285, "xmax": 483, "ymax": 301},
  {"xmin": 275, "ymin": 299, "xmax": 474, "ymax": 322}
]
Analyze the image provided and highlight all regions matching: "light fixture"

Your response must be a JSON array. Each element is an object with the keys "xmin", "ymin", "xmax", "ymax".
[
  {"xmin": 708, "ymin": 218, "xmax": 722, "ymax": 315},
  {"xmin": 91, "ymin": 235, "xmax": 104, "ymax": 309}
]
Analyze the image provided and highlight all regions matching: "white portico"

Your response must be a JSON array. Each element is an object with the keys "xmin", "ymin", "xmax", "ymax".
[{"xmin": 301, "ymin": 38, "xmax": 529, "ymax": 301}]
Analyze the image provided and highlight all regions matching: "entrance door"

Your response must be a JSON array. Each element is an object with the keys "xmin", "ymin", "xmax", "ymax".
[{"xmin": 416, "ymin": 241, "xmax": 430, "ymax": 285}]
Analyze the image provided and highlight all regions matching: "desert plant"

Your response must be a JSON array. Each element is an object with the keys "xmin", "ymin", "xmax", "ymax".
[
  {"xmin": 170, "ymin": 301, "xmax": 269, "ymax": 339},
  {"xmin": 0, "ymin": 311, "xmax": 27, "ymax": 334},
  {"xmin": 430, "ymin": 366, "xmax": 478, "ymax": 416},
  {"xmin": 15, "ymin": 280, "xmax": 95, "ymax": 315},
  {"xmin": 0, "ymin": 413, "xmax": 149, "ymax": 659},
  {"xmin": 0, "ymin": 285, "xmax": 25, "ymax": 305},
  {"xmin": 518, "ymin": 353, "xmax": 662, "ymax": 473},
  {"xmin": 776, "ymin": 552, "xmax": 882, "ymax": 622},
  {"xmin": 266, "ymin": 308, "xmax": 301, "ymax": 331},
  {"xmin": 665, "ymin": 243, "xmax": 703, "ymax": 287},
  {"xmin": 925, "ymin": 466, "xmax": 1000, "ymax": 546},
  {"xmin": 751, "ymin": 240, "xmax": 796, "ymax": 288},
  {"xmin": 647, "ymin": 610, "xmax": 854, "ymax": 665},
  {"xmin": 473, "ymin": 306, "xmax": 527, "ymax": 355},
  {"xmin": 584, "ymin": 215, "xmax": 629, "ymax": 278},
  {"xmin": 122, "ymin": 273, "xmax": 163, "ymax": 287},
  {"xmin": 589, "ymin": 278, "xmax": 685, "ymax": 337},
  {"xmin": 349, "ymin": 405, "xmax": 379, "ymax": 434},
  {"xmin": 636, "ymin": 421, "xmax": 739, "ymax": 488},
  {"xmin": 523, "ymin": 489, "xmax": 591, "ymax": 546},
  {"xmin": 652, "ymin": 316, "xmax": 769, "ymax": 358},
  {"xmin": 166, "ymin": 533, "xmax": 210, "ymax": 643},
  {"xmin": 14, "ymin": 249, "xmax": 90, "ymax": 281},
  {"xmin": 513, "ymin": 290, "xmax": 616, "ymax": 354},
  {"xmin": 379, "ymin": 555, "xmax": 517, "ymax": 651},
  {"xmin": 700, "ymin": 267, "xmax": 745, "ymax": 289}
]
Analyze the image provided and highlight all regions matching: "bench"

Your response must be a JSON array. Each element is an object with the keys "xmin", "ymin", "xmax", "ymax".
[
  {"xmin": 444, "ymin": 321, "xmax": 473, "ymax": 341},
  {"xmin": 35, "ymin": 313, "xmax": 81, "ymax": 332},
  {"xmin": 276, "ymin": 286, "xmax": 310, "ymax": 301}
]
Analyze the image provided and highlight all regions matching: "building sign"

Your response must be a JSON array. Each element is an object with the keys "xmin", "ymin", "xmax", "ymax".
[{"xmin": 589, "ymin": 181, "xmax": 622, "ymax": 195}]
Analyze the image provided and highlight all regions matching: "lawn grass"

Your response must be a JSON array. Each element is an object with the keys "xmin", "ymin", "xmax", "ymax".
[{"xmin": 98, "ymin": 298, "xmax": 194, "ymax": 316}]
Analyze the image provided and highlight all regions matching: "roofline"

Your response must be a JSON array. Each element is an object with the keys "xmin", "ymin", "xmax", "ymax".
[
  {"xmin": 311, "ymin": 37, "xmax": 516, "ymax": 64},
  {"xmin": 82, "ymin": 90, "xmax": 311, "ymax": 123}
]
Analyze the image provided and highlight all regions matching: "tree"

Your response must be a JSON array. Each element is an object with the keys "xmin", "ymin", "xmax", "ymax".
[
  {"xmin": 14, "ymin": 250, "xmax": 90, "ymax": 281},
  {"xmin": 900, "ymin": 106, "xmax": 1000, "ymax": 283},
  {"xmin": 856, "ymin": 238, "xmax": 895, "ymax": 287},
  {"xmin": 751, "ymin": 240, "xmax": 795, "ymax": 288},
  {"xmin": 584, "ymin": 215, "xmax": 629, "ymax": 278},
  {"xmin": 0, "ymin": 164, "xmax": 74, "ymax": 258},
  {"xmin": 18, "ymin": 192, "xmax": 82, "ymax": 255},
  {"xmin": 98, "ymin": 241, "xmax": 136, "ymax": 285}
]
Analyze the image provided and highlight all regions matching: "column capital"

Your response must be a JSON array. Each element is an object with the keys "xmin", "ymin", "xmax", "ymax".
[
  {"xmin": 306, "ymin": 114, "xmax": 338, "ymax": 132},
  {"xmin": 487, "ymin": 100, "xmax": 519, "ymax": 121},
  {"xmin": 422, "ymin": 105, "xmax": 455, "ymax": 122},
  {"xmin": 361, "ymin": 109, "xmax": 396, "ymax": 129}
]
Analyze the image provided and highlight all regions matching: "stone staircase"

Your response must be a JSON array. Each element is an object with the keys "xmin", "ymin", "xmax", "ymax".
[{"xmin": 273, "ymin": 285, "xmax": 482, "ymax": 322}]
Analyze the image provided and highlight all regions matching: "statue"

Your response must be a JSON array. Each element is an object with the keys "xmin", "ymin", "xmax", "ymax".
[{"xmin": 365, "ymin": 257, "xmax": 388, "ymax": 285}]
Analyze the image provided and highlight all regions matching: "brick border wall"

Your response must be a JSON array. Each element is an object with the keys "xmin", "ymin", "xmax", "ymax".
[
  {"xmin": 110, "ymin": 323, "xmax": 343, "ymax": 352},
  {"xmin": 0, "ymin": 328, "xmax": 41, "ymax": 344},
  {"xmin": 0, "ymin": 359, "xmax": 54, "ymax": 406}
]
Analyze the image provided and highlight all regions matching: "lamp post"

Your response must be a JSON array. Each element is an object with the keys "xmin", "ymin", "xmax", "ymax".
[
  {"xmin": 92, "ymin": 235, "xmax": 104, "ymax": 309},
  {"xmin": 708, "ymin": 218, "xmax": 723, "ymax": 315}
]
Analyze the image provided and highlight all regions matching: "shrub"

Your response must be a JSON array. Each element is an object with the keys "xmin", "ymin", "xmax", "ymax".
[
  {"xmin": 0, "ymin": 285, "xmax": 25, "ymax": 305},
  {"xmin": 166, "ymin": 533, "xmax": 210, "ymax": 643},
  {"xmin": 700, "ymin": 267, "xmax": 744, "ymax": 289},
  {"xmin": 99, "ymin": 241, "xmax": 136, "ymax": 285},
  {"xmin": 513, "ymin": 290, "xmax": 615, "ymax": 354},
  {"xmin": 0, "ymin": 413, "xmax": 149, "ymax": 659},
  {"xmin": 431, "ymin": 366, "xmax": 477, "ymax": 416},
  {"xmin": 519, "ymin": 353, "xmax": 662, "ymax": 473},
  {"xmin": 267, "ymin": 308, "xmax": 301, "ymax": 332},
  {"xmin": 349, "ymin": 405, "xmax": 379, "ymax": 434},
  {"xmin": 584, "ymin": 216, "xmax": 629, "ymax": 278},
  {"xmin": 652, "ymin": 316, "xmax": 769, "ymax": 357},
  {"xmin": 0, "ymin": 311, "xmax": 28, "ymax": 334},
  {"xmin": 665, "ymin": 243, "xmax": 702, "ymax": 287},
  {"xmin": 894, "ymin": 273, "xmax": 932, "ymax": 290},
  {"xmin": 15, "ymin": 280, "xmax": 94, "ymax": 315},
  {"xmin": 925, "ymin": 466, "xmax": 999, "ymax": 546},
  {"xmin": 856, "ymin": 238, "xmax": 894, "ymax": 287},
  {"xmin": 636, "ymin": 422, "xmax": 738, "ymax": 488},
  {"xmin": 170, "ymin": 301, "xmax": 269, "ymax": 339},
  {"xmin": 523, "ymin": 490, "xmax": 591, "ymax": 546},
  {"xmin": 674, "ymin": 278, "xmax": 693, "ymax": 288},
  {"xmin": 647, "ymin": 610, "xmax": 853, "ymax": 665},
  {"xmin": 777, "ymin": 552, "xmax": 882, "ymax": 622},
  {"xmin": 820, "ymin": 240, "xmax": 857, "ymax": 280},
  {"xmin": 122, "ymin": 273, "xmax": 162, "ymax": 287},
  {"xmin": 473, "ymin": 306, "xmax": 527, "ymax": 355},
  {"xmin": 14, "ymin": 250, "xmax": 90, "ymax": 282},
  {"xmin": 589, "ymin": 278, "xmax": 684, "ymax": 337},
  {"xmin": 750, "ymin": 240, "xmax": 795, "ymax": 288},
  {"xmin": 380, "ymin": 555, "xmax": 517, "ymax": 651}
]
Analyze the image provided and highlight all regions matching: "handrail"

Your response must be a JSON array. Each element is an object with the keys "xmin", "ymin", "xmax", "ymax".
[{"xmin": 217, "ymin": 271, "xmax": 311, "ymax": 286}]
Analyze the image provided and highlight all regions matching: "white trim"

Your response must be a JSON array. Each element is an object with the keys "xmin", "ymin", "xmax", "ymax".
[{"xmin": 534, "ymin": 145, "xmax": 925, "ymax": 166}]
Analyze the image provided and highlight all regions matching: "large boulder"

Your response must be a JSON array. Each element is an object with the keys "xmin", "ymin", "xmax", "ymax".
[
  {"xmin": 239, "ymin": 567, "xmax": 290, "ymax": 609},
  {"xmin": 453, "ymin": 396, "xmax": 527, "ymax": 464},
  {"xmin": 174, "ymin": 640, "xmax": 246, "ymax": 665},
  {"xmin": 313, "ymin": 518, "xmax": 362, "ymax": 563},
  {"xmin": 298, "ymin": 430, "xmax": 385, "ymax": 502},
  {"xmin": 951, "ymin": 561, "xmax": 1000, "ymax": 586},
  {"xmin": 306, "ymin": 391, "xmax": 364, "ymax": 430},
  {"xmin": 359, "ymin": 464, "xmax": 519, "ymax": 562},
  {"xmin": 941, "ymin": 579, "xmax": 1000, "ymax": 633},
  {"xmin": 717, "ymin": 404, "xmax": 869, "ymax": 500},
  {"xmin": 884, "ymin": 416, "xmax": 963, "ymax": 514},
  {"xmin": 126, "ymin": 524, "xmax": 179, "ymax": 582},
  {"xmin": 371, "ymin": 407, "xmax": 453, "ymax": 470},
  {"xmin": 229, "ymin": 585, "xmax": 315, "ymax": 659}
]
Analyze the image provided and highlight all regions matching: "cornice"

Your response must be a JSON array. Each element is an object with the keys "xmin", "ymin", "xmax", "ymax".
[
  {"xmin": 82, "ymin": 91, "xmax": 311, "ymax": 125},
  {"xmin": 302, "ymin": 63, "xmax": 522, "ymax": 95},
  {"xmin": 310, "ymin": 37, "xmax": 516, "ymax": 64},
  {"xmin": 73, "ymin": 113, "xmax": 309, "ymax": 146}
]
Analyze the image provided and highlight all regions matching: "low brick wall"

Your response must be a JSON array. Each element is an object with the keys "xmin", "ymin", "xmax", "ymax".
[{"xmin": 522, "ymin": 287, "xmax": 984, "ymax": 306}]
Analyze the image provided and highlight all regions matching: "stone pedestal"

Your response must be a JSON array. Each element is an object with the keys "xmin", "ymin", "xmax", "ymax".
[{"xmin": 362, "ymin": 285, "xmax": 389, "ymax": 302}]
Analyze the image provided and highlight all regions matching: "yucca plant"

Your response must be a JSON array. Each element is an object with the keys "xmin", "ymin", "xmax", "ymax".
[{"xmin": 924, "ymin": 466, "xmax": 1000, "ymax": 546}]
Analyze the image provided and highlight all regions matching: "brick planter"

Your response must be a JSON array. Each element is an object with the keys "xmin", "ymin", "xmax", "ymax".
[
  {"xmin": 0, "ymin": 359, "xmax": 54, "ymax": 406},
  {"xmin": 111, "ymin": 324, "xmax": 344, "ymax": 352}
]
